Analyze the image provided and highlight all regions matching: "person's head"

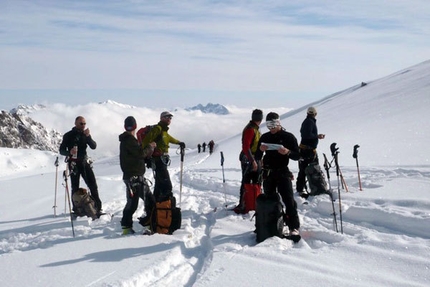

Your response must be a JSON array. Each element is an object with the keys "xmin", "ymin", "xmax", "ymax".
[
  {"xmin": 74, "ymin": 116, "xmax": 86, "ymax": 131},
  {"xmin": 160, "ymin": 111, "xmax": 173, "ymax": 125},
  {"xmin": 307, "ymin": 106, "xmax": 317, "ymax": 117},
  {"xmin": 265, "ymin": 112, "xmax": 281, "ymax": 133},
  {"xmin": 251, "ymin": 109, "xmax": 263, "ymax": 124},
  {"xmin": 124, "ymin": 116, "xmax": 137, "ymax": 133}
]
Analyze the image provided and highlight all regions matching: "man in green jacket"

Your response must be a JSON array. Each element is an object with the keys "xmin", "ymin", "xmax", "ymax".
[
  {"xmin": 141, "ymin": 111, "xmax": 185, "ymax": 201},
  {"xmin": 119, "ymin": 116, "xmax": 156, "ymax": 235}
]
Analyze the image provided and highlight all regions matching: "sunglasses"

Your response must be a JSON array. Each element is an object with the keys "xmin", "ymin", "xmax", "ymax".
[
  {"xmin": 79, "ymin": 122, "xmax": 86, "ymax": 126},
  {"xmin": 266, "ymin": 122, "xmax": 278, "ymax": 129}
]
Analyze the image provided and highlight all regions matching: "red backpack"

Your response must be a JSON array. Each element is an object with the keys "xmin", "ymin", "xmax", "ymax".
[
  {"xmin": 136, "ymin": 125, "xmax": 163, "ymax": 164},
  {"xmin": 137, "ymin": 125, "xmax": 155, "ymax": 145}
]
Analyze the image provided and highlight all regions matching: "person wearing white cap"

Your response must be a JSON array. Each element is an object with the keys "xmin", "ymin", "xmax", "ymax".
[
  {"xmin": 296, "ymin": 106, "xmax": 325, "ymax": 199},
  {"xmin": 141, "ymin": 111, "xmax": 185, "ymax": 201},
  {"xmin": 254, "ymin": 112, "xmax": 301, "ymax": 240}
]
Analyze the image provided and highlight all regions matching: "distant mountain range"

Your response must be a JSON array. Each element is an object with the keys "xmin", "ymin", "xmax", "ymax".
[
  {"xmin": 185, "ymin": 103, "xmax": 229, "ymax": 115},
  {"xmin": 0, "ymin": 102, "xmax": 229, "ymax": 152},
  {"xmin": 0, "ymin": 105, "xmax": 62, "ymax": 152}
]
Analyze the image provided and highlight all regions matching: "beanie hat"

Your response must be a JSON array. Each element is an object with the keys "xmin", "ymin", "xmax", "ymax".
[
  {"xmin": 160, "ymin": 111, "xmax": 173, "ymax": 118},
  {"xmin": 124, "ymin": 116, "xmax": 137, "ymax": 131},
  {"xmin": 307, "ymin": 106, "xmax": 317, "ymax": 115},
  {"xmin": 251, "ymin": 109, "xmax": 263, "ymax": 122},
  {"xmin": 266, "ymin": 112, "xmax": 279, "ymax": 121}
]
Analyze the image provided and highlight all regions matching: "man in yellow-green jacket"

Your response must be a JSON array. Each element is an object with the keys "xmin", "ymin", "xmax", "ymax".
[{"xmin": 141, "ymin": 111, "xmax": 185, "ymax": 201}]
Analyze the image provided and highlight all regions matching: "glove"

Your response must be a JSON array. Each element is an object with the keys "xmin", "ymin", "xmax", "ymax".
[{"xmin": 179, "ymin": 142, "xmax": 186, "ymax": 149}]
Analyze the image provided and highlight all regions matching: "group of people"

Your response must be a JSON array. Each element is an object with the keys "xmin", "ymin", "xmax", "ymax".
[
  {"xmin": 59, "ymin": 111, "xmax": 185, "ymax": 235},
  {"xmin": 59, "ymin": 106, "xmax": 323, "ymax": 237},
  {"xmin": 234, "ymin": 107, "xmax": 325, "ymax": 237},
  {"xmin": 197, "ymin": 140, "xmax": 214, "ymax": 154}
]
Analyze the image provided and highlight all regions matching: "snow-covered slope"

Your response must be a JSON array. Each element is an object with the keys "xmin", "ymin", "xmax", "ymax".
[{"xmin": 0, "ymin": 60, "xmax": 429, "ymax": 287}]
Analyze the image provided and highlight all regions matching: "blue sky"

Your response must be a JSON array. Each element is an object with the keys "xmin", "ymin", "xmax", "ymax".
[{"xmin": 1, "ymin": 0, "xmax": 429, "ymax": 110}]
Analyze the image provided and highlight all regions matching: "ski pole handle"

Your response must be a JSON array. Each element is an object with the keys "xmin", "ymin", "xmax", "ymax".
[
  {"xmin": 330, "ymin": 143, "xmax": 338, "ymax": 156},
  {"xmin": 220, "ymin": 151, "xmax": 224, "ymax": 166},
  {"xmin": 353, "ymin": 144, "xmax": 360, "ymax": 159}
]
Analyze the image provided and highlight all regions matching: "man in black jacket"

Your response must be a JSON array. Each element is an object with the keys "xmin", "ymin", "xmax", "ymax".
[
  {"xmin": 59, "ymin": 116, "xmax": 102, "ymax": 215},
  {"xmin": 296, "ymin": 107, "xmax": 325, "ymax": 198},
  {"xmin": 254, "ymin": 112, "xmax": 301, "ymax": 237},
  {"xmin": 119, "ymin": 116, "xmax": 157, "ymax": 235}
]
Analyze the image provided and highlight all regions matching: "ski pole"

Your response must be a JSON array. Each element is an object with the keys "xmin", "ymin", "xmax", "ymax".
[
  {"xmin": 179, "ymin": 145, "xmax": 185, "ymax": 207},
  {"xmin": 63, "ymin": 168, "xmax": 75, "ymax": 238},
  {"xmin": 331, "ymin": 143, "xmax": 343, "ymax": 234},
  {"xmin": 331, "ymin": 143, "xmax": 349, "ymax": 192},
  {"xmin": 220, "ymin": 151, "xmax": 227, "ymax": 207},
  {"xmin": 353, "ymin": 144, "xmax": 362, "ymax": 191},
  {"xmin": 53, "ymin": 156, "xmax": 59, "ymax": 217},
  {"xmin": 323, "ymin": 153, "xmax": 338, "ymax": 233}
]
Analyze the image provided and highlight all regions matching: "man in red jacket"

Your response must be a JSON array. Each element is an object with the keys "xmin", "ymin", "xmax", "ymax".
[{"xmin": 234, "ymin": 109, "xmax": 263, "ymax": 214}]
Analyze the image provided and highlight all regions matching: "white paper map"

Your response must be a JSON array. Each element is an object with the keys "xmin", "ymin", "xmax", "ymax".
[{"xmin": 261, "ymin": 143, "xmax": 284, "ymax": 150}]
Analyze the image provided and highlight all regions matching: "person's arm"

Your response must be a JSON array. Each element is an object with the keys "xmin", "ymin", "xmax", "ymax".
[
  {"xmin": 59, "ymin": 133, "xmax": 71, "ymax": 156},
  {"xmin": 142, "ymin": 125, "xmax": 161, "ymax": 148},
  {"xmin": 242, "ymin": 128, "xmax": 255, "ymax": 162}
]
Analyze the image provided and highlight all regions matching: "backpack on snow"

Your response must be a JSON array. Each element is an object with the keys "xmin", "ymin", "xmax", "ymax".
[
  {"xmin": 305, "ymin": 162, "xmax": 330, "ymax": 196},
  {"xmin": 150, "ymin": 196, "xmax": 181, "ymax": 234},
  {"xmin": 255, "ymin": 193, "xmax": 284, "ymax": 243},
  {"xmin": 72, "ymin": 188, "xmax": 98, "ymax": 220}
]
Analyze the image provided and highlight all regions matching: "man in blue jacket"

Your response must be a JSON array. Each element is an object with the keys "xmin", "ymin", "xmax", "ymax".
[{"xmin": 296, "ymin": 107, "xmax": 325, "ymax": 198}]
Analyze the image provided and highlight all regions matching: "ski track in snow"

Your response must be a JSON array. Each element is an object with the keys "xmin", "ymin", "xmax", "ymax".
[{"xmin": 1, "ymin": 151, "xmax": 430, "ymax": 286}]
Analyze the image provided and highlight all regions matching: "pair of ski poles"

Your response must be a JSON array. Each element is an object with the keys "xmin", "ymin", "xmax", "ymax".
[{"xmin": 53, "ymin": 156, "xmax": 75, "ymax": 237}]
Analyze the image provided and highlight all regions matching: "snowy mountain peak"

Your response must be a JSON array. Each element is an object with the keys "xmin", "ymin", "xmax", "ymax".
[
  {"xmin": 186, "ymin": 103, "xmax": 229, "ymax": 115},
  {"xmin": 9, "ymin": 104, "xmax": 47, "ymax": 116},
  {"xmin": 98, "ymin": 100, "xmax": 137, "ymax": 109}
]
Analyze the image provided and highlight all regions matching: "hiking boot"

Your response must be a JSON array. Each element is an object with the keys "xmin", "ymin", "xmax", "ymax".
[
  {"xmin": 233, "ymin": 205, "xmax": 246, "ymax": 214},
  {"xmin": 287, "ymin": 228, "xmax": 301, "ymax": 243},
  {"xmin": 298, "ymin": 190, "xmax": 309, "ymax": 199},
  {"xmin": 121, "ymin": 227, "xmax": 136, "ymax": 235},
  {"xmin": 138, "ymin": 216, "xmax": 151, "ymax": 227}
]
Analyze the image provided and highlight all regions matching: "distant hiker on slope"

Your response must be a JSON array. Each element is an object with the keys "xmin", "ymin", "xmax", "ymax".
[
  {"xmin": 208, "ymin": 140, "xmax": 215, "ymax": 154},
  {"xmin": 119, "ymin": 116, "xmax": 157, "ymax": 235},
  {"xmin": 254, "ymin": 112, "xmax": 301, "ymax": 238}
]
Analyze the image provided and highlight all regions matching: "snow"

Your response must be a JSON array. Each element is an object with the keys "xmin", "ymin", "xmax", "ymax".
[{"xmin": 1, "ymin": 60, "xmax": 430, "ymax": 286}]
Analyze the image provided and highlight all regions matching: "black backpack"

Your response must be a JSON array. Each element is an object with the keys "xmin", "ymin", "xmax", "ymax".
[
  {"xmin": 305, "ymin": 162, "xmax": 330, "ymax": 196},
  {"xmin": 150, "ymin": 196, "xmax": 181, "ymax": 234},
  {"xmin": 255, "ymin": 193, "xmax": 284, "ymax": 243}
]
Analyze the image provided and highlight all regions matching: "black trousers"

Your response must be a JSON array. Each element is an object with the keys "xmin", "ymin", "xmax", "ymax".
[
  {"xmin": 120, "ymin": 176, "xmax": 155, "ymax": 228},
  {"xmin": 296, "ymin": 149, "xmax": 319, "ymax": 193},
  {"xmin": 262, "ymin": 168, "xmax": 300, "ymax": 230},
  {"xmin": 69, "ymin": 160, "xmax": 102, "ymax": 212},
  {"xmin": 153, "ymin": 156, "xmax": 173, "ymax": 201}
]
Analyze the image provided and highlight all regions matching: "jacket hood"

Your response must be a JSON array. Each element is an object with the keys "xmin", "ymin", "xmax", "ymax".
[{"xmin": 119, "ymin": 131, "xmax": 134, "ymax": 142}]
